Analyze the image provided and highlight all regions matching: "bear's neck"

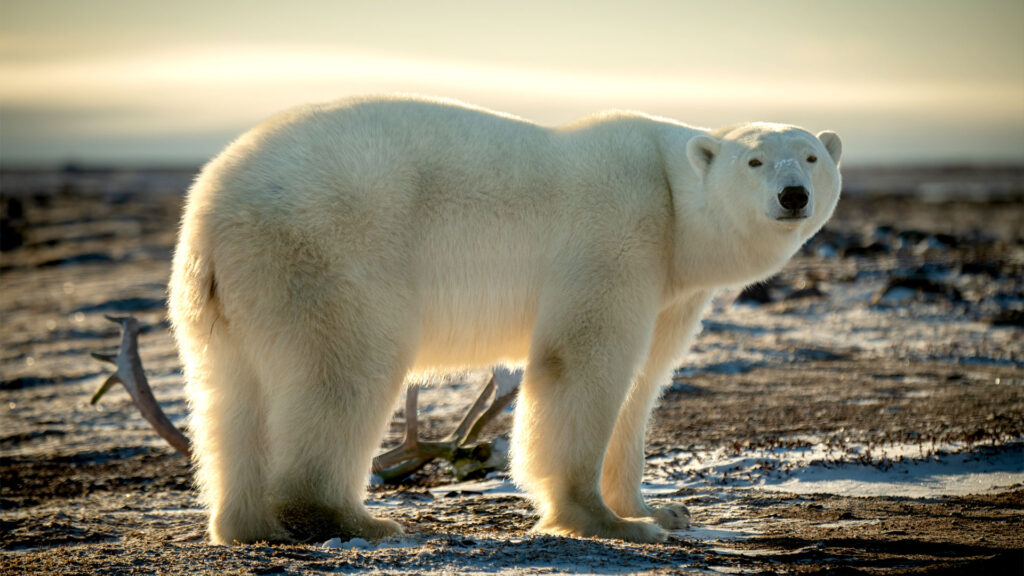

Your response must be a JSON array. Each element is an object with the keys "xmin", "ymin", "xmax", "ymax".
[{"xmin": 670, "ymin": 189, "xmax": 799, "ymax": 292}]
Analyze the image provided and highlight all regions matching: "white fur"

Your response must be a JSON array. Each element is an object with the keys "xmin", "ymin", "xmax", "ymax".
[{"xmin": 168, "ymin": 95, "xmax": 841, "ymax": 544}]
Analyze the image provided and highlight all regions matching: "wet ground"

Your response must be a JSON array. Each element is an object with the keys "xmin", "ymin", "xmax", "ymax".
[{"xmin": 1, "ymin": 166, "xmax": 1022, "ymax": 574}]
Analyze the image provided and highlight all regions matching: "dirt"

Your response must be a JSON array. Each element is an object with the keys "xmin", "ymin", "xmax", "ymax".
[{"xmin": 1, "ymin": 166, "xmax": 1022, "ymax": 575}]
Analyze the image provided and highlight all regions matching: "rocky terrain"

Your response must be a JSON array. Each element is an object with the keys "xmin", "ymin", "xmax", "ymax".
[{"xmin": 1, "ymin": 165, "xmax": 1022, "ymax": 574}]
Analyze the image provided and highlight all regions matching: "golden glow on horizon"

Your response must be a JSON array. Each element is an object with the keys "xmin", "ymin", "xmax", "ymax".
[
  {"xmin": 3, "ymin": 46, "xmax": 1021, "ymax": 131},
  {"xmin": 1, "ymin": 0, "xmax": 1022, "ymax": 163}
]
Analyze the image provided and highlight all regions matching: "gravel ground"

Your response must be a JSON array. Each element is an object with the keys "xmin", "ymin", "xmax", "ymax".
[{"xmin": 1, "ymin": 166, "xmax": 1022, "ymax": 575}]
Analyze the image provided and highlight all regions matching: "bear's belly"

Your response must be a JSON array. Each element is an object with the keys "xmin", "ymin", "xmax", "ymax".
[{"xmin": 410, "ymin": 279, "xmax": 538, "ymax": 371}]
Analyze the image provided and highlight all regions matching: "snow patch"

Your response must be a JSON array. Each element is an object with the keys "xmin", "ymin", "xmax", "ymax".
[
  {"xmin": 321, "ymin": 535, "xmax": 420, "ymax": 551},
  {"xmin": 649, "ymin": 440, "xmax": 1024, "ymax": 498},
  {"xmin": 427, "ymin": 476, "xmax": 519, "ymax": 498},
  {"xmin": 764, "ymin": 449, "xmax": 1024, "ymax": 497}
]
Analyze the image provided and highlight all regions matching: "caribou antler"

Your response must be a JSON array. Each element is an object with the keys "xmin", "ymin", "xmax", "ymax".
[
  {"xmin": 91, "ymin": 315, "xmax": 519, "ymax": 482},
  {"xmin": 372, "ymin": 368, "xmax": 519, "ymax": 482},
  {"xmin": 91, "ymin": 315, "xmax": 192, "ymax": 458}
]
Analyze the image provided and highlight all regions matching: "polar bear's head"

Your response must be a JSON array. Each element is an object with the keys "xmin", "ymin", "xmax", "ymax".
[{"xmin": 686, "ymin": 123, "xmax": 842, "ymax": 247}]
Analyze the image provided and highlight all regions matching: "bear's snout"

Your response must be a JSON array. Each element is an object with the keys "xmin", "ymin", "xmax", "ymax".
[{"xmin": 778, "ymin": 185, "xmax": 809, "ymax": 213}]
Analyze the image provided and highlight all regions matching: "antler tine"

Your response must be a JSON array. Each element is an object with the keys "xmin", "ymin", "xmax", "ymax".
[
  {"xmin": 90, "ymin": 373, "xmax": 121, "ymax": 405},
  {"xmin": 373, "ymin": 384, "xmax": 426, "ymax": 472},
  {"xmin": 103, "ymin": 314, "xmax": 138, "ymax": 331},
  {"xmin": 91, "ymin": 315, "xmax": 191, "ymax": 458},
  {"xmin": 448, "ymin": 375, "xmax": 496, "ymax": 445},
  {"xmin": 463, "ymin": 369, "xmax": 519, "ymax": 445},
  {"xmin": 90, "ymin": 352, "xmax": 118, "ymax": 365},
  {"xmin": 403, "ymin": 384, "xmax": 419, "ymax": 447}
]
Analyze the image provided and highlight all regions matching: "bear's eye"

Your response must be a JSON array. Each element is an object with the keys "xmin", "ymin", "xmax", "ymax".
[
  {"xmin": 807, "ymin": 155, "xmax": 818, "ymax": 163},
  {"xmin": 748, "ymin": 159, "xmax": 763, "ymax": 168}
]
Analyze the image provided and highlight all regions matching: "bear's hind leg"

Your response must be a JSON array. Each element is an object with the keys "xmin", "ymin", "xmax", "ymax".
[
  {"xmin": 260, "ymin": 317, "xmax": 411, "ymax": 543},
  {"xmin": 188, "ymin": 334, "xmax": 284, "ymax": 544}
]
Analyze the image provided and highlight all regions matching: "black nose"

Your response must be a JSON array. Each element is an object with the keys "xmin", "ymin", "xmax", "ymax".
[{"xmin": 779, "ymin": 186, "xmax": 809, "ymax": 210}]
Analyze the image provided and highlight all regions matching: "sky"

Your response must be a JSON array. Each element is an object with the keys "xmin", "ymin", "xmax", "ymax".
[{"xmin": 1, "ymin": 0, "xmax": 1022, "ymax": 167}]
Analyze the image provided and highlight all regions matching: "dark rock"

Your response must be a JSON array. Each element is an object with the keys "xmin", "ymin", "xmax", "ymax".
[
  {"xmin": 842, "ymin": 241, "xmax": 890, "ymax": 258},
  {"xmin": 701, "ymin": 360, "xmax": 761, "ymax": 374},
  {"xmin": 0, "ymin": 221, "xmax": 24, "ymax": 251},
  {"xmin": 794, "ymin": 348, "xmax": 849, "ymax": 361},
  {"xmin": 990, "ymin": 309, "xmax": 1024, "ymax": 327},
  {"xmin": 3, "ymin": 197, "xmax": 24, "ymax": 220},
  {"xmin": 914, "ymin": 262, "xmax": 955, "ymax": 279},
  {"xmin": 933, "ymin": 233, "xmax": 958, "ymax": 248},
  {"xmin": 702, "ymin": 321, "xmax": 770, "ymax": 335},
  {"xmin": 669, "ymin": 382, "xmax": 709, "ymax": 395},
  {"xmin": 74, "ymin": 297, "xmax": 166, "ymax": 314},
  {"xmin": 897, "ymin": 229, "xmax": 929, "ymax": 244},
  {"xmin": 443, "ymin": 490, "xmax": 483, "ymax": 498},
  {"xmin": 960, "ymin": 261, "xmax": 1003, "ymax": 278},
  {"xmin": 873, "ymin": 274, "xmax": 963, "ymax": 305},
  {"xmin": 894, "ymin": 277, "xmax": 958, "ymax": 297},
  {"xmin": 0, "ymin": 376, "xmax": 56, "ymax": 390},
  {"xmin": 38, "ymin": 253, "xmax": 115, "ymax": 267},
  {"xmin": 1, "ymin": 197, "xmax": 26, "ymax": 251},
  {"xmin": 811, "ymin": 230, "xmax": 859, "ymax": 249}
]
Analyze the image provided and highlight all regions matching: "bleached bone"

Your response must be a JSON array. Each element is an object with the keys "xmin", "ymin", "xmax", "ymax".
[
  {"xmin": 91, "ymin": 315, "xmax": 519, "ymax": 482},
  {"xmin": 372, "ymin": 367, "xmax": 519, "ymax": 482},
  {"xmin": 90, "ymin": 315, "xmax": 192, "ymax": 458}
]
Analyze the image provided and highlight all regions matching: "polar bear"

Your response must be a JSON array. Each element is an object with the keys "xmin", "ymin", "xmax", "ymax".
[{"xmin": 168, "ymin": 95, "xmax": 841, "ymax": 545}]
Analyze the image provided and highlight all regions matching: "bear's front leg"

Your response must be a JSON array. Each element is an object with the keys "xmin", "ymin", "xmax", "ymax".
[
  {"xmin": 601, "ymin": 291, "xmax": 711, "ymax": 531},
  {"xmin": 511, "ymin": 290, "xmax": 666, "ymax": 543}
]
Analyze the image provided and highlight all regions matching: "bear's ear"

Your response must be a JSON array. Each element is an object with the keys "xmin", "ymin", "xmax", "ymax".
[
  {"xmin": 686, "ymin": 134, "xmax": 721, "ymax": 179},
  {"xmin": 817, "ymin": 131, "xmax": 842, "ymax": 164}
]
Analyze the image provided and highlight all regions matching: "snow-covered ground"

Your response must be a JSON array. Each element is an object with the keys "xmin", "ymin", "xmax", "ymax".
[{"xmin": 646, "ymin": 439, "xmax": 1024, "ymax": 498}]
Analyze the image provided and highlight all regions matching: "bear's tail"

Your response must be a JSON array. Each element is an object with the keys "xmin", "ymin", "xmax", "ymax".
[{"xmin": 168, "ymin": 203, "xmax": 222, "ymax": 357}]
